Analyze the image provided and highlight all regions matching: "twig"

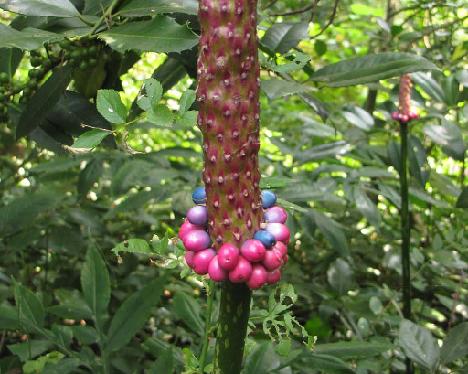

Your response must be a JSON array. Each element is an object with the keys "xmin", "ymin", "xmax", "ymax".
[{"xmin": 310, "ymin": 0, "xmax": 339, "ymax": 39}]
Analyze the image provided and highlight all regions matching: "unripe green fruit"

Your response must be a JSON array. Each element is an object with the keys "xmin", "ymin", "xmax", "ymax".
[
  {"xmin": 79, "ymin": 61, "xmax": 89, "ymax": 70},
  {"xmin": 0, "ymin": 73, "xmax": 9, "ymax": 84},
  {"xmin": 88, "ymin": 46, "xmax": 98, "ymax": 55},
  {"xmin": 59, "ymin": 39, "xmax": 72, "ymax": 49},
  {"xmin": 70, "ymin": 50, "xmax": 81, "ymax": 60}
]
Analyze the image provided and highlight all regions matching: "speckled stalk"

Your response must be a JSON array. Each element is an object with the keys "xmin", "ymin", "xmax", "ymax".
[
  {"xmin": 399, "ymin": 74, "xmax": 412, "ymax": 116},
  {"xmin": 197, "ymin": 0, "xmax": 262, "ymax": 372}
]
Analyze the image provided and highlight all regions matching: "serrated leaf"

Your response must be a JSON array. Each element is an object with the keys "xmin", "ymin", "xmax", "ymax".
[
  {"xmin": 0, "ymin": 0, "xmax": 79, "ymax": 17},
  {"xmin": 261, "ymin": 23, "xmax": 308, "ymax": 54},
  {"xmin": 99, "ymin": 16, "xmax": 198, "ymax": 53},
  {"xmin": 14, "ymin": 282, "xmax": 45, "ymax": 332},
  {"xmin": 0, "ymin": 25, "xmax": 61, "ymax": 50},
  {"xmin": 311, "ymin": 52, "xmax": 438, "ymax": 87},
  {"xmin": 399, "ymin": 319, "xmax": 440, "ymax": 371},
  {"xmin": 96, "ymin": 90, "xmax": 127, "ymax": 124},
  {"xmin": 261, "ymin": 78, "xmax": 308, "ymax": 99},
  {"xmin": 118, "ymin": 0, "xmax": 197, "ymax": 16},
  {"xmin": 137, "ymin": 78, "xmax": 163, "ymax": 111},
  {"xmin": 148, "ymin": 104, "xmax": 174, "ymax": 126},
  {"xmin": 72, "ymin": 129, "xmax": 110, "ymax": 149},
  {"xmin": 179, "ymin": 89, "xmax": 196, "ymax": 114},
  {"xmin": 80, "ymin": 247, "xmax": 110, "ymax": 321},
  {"xmin": 16, "ymin": 66, "xmax": 72, "ymax": 139},
  {"xmin": 111, "ymin": 239, "xmax": 151, "ymax": 256},
  {"xmin": 106, "ymin": 277, "xmax": 165, "ymax": 352}
]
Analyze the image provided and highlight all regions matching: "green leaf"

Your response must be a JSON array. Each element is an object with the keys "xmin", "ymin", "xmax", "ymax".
[
  {"xmin": 296, "ymin": 141, "xmax": 350, "ymax": 163},
  {"xmin": 314, "ymin": 341, "xmax": 392, "ymax": 359},
  {"xmin": 412, "ymin": 72, "xmax": 445, "ymax": 102},
  {"xmin": 0, "ymin": 304, "xmax": 20, "ymax": 329},
  {"xmin": 99, "ymin": 16, "xmax": 198, "ymax": 53},
  {"xmin": 261, "ymin": 23, "xmax": 309, "ymax": 54},
  {"xmin": 243, "ymin": 342, "xmax": 281, "ymax": 374},
  {"xmin": 72, "ymin": 129, "xmax": 110, "ymax": 149},
  {"xmin": 408, "ymin": 135, "xmax": 429, "ymax": 188},
  {"xmin": 313, "ymin": 211, "xmax": 349, "ymax": 256},
  {"xmin": 314, "ymin": 40, "xmax": 327, "ymax": 56},
  {"xmin": 0, "ymin": 48, "xmax": 23, "ymax": 77},
  {"xmin": 369, "ymin": 296, "xmax": 383, "ymax": 315},
  {"xmin": 16, "ymin": 66, "xmax": 72, "ymax": 139},
  {"xmin": 118, "ymin": 0, "xmax": 198, "ymax": 16},
  {"xmin": 96, "ymin": 90, "xmax": 127, "ymax": 124},
  {"xmin": 350, "ymin": 3, "xmax": 384, "ymax": 16},
  {"xmin": 148, "ymin": 104, "xmax": 174, "ymax": 126},
  {"xmin": 137, "ymin": 78, "xmax": 163, "ymax": 111},
  {"xmin": 440, "ymin": 322, "xmax": 468, "ymax": 365},
  {"xmin": 0, "ymin": 24, "xmax": 61, "ymax": 50},
  {"xmin": 111, "ymin": 239, "xmax": 151, "ymax": 256},
  {"xmin": 399, "ymin": 319, "xmax": 440, "ymax": 371},
  {"xmin": 8, "ymin": 340, "xmax": 50, "ymax": 362},
  {"xmin": 311, "ymin": 52, "xmax": 438, "ymax": 87},
  {"xmin": 80, "ymin": 247, "xmax": 111, "ymax": 321},
  {"xmin": 300, "ymin": 352, "xmax": 353, "ymax": 373},
  {"xmin": 179, "ymin": 89, "xmax": 196, "ymax": 115},
  {"xmin": 42, "ymin": 358, "xmax": 81, "ymax": 374},
  {"xmin": 149, "ymin": 348, "xmax": 175, "ymax": 374},
  {"xmin": 0, "ymin": 0, "xmax": 79, "ymax": 17},
  {"xmin": 14, "ymin": 282, "xmax": 45, "ymax": 331},
  {"xmin": 456, "ymin": 188, "xmax": 468, "ymax": 208},
  {"xmin": 106, "ymin": 277, "xmax": 165, "ymax": 352},
  {"xmin": 423, "ymin": 122, "xmax": 465, "ymax": 161},
  {"xmin": 261, "ymin": 78, "xmax": 308, "ymax": 99},
  {"xmin": 172, "ymin": 293, "xmax": 204, "ymax": 336},
  {"xmin": 343, "ymin": 106, "xmax": 374, "ymax": 131},
  {"xmin": 78, "ymin": 158, "xmax": 103, "ymax": 196},
  {"xmin": 83, "ymin": 0, "xmax": 112, "ymax": 15},
  {"xmin": 355, "ymin": 188, "xmax": 380, "ymax": 227},
  {"xmin": 327, "ymin": 258, "xmax": 353, "ymax": 294}
]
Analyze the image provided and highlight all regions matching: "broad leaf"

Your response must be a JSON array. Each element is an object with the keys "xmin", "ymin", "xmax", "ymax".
[
  {"xmin": 327, "ymin": 258, "xmax": 353, "ymax": 294},
  {"xmin": 137, "ymin": 78, "xmax": 163, "ymax": 111},
  {"xmin": 78, "ymin": 158, "xmax": 104, "ymax": 196},
  {"xmin": 106, "ymin": 277, "xmax": 165, "ymax": 352},
  {"xmin": 261, "ymin": 79, "xmax": 308, "ymax": 99},
  {"xmin": 111, "ymin": 239, "xmax": 152, "ymax": 256},
  {"xmin": 311, "ymin": 52, "xmax": 438, "ymax": 87},
  {"xmin": 72, "ymin": 129, "xmax": 110, "ymax": 149},
  {"xmin": 342, "ymin": 106, "xmax": 374, "ymax": 131},
  {"xmin": 399, "ymin": 319, "xmax": 440, "ymax": 371},
  {"xmin": 7, "ymin": 340, "xmax": 50, "ymax": 362},
  {"xmin": 149, "ymin": 348, "xmax": 175, "ymax": 374},
  {"xmin": 96, "ymin": 90, "xmax": 127, "ymax": 124},
  {"xmin": 0, "ymin": 0, "xmax": 79, "ymax": 17},
  {"xmin": 440, "ymin": 322, "xmax": 468, "ymax": 365},
  {"xmin": 14, "ymin": 282, "xmax": 45, "ymax": 332},
  {"xmin": 423, "ymin": 121, "xmax": 465, "ymax": 161},
  {"xmin": 99, "ymin": 16, "xmax": 198, "ymax": 53},
  {"xmin": 0, "ymin": 48, "xmax": 23, "ymax": 77},
  {"xmin": 355, "ymin": 188, "xmax": 380, "ymax": 227},
  {"xmin": 118, "ymin": 0, "xmax": 198, "ymax": 16},
  {"xmin": 261, "ymin": 23, "xmax": 309, "ymax": 54},
  {"xmin": 0, "ymin": 24, "xmax": 62, "ymax": 50},
  {"xmin": 243, "ymin": 342, "xmax": 282, "ymax": 374},
  {"xmin": 80, "ymin": 247, "xmax": 111, "ymax": 321},
  {"xmin": 16, "ymin": 66, "xmax": 72, "ymax": 139},
  {"xmin": 456, "ymin": 188, "xmax": 468, "ymax": 208},
  {"xmin": 313, "ymin": 211, "xmax": 349, "ymax": 256},
  {"xmin": 172, "ymin": 293, "xmax": 204, "ymax": 336},
  {"xmin": 314, "ymin": 340, "xmax": 392, "ymax": 358}
]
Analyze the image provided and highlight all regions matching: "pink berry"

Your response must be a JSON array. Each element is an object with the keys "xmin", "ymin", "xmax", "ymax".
[
  {"xmin": 409, "ymin": 111, "xmax": 419, "ymax": 120},
  {"xmin": 264, "ymin": 206, "xmax": 288, "ymax": 224},
  {"xmin": 208, "ymin": 255, "xmax": 227, "ymax": 282},
  {"xmin": 283, "ymin": 254, "xmax": 289, "ymax": 264},
  {"xmin": 400, "ymin": 114, "xmax": 409, "ymax": 123},
  {"xmin": 247, "ymin": 264, "xmax": 267, "ymax": 289},
  {"xmin": 262, "ymin": 249, "xmax": 283, "ymax": 271},
  {"xmin": 193, "ymin": 248, "xmax": 216, "ymax": 275},
  {"xmin": 217, "ymin": 243, "xmax": 240, "ymax": 271},
  {"xmin": 185, "ymin": 251, "xmax": 195, "ymax": 268},
  {"xmin": 186, "ymin": 206, "xmax": 208, "ymax": 226},
  {"xmin": 391, "ymin": 112, "xmax": 400, "ymax": 121},
  {"xmin": 228, "ymin": 256, "xmax": 252, "ymax": 283},
  {"xmin": 272, "ymin": 241, "xmax": 288, "ymax": 258},
  {"xmin": 266, "ymin": 223, "xmax": 290, "ymax": 243},
  {"xmin": 183, "ymin": 230, "xmax": 210, "ymax": 252},
  {"xmin": 240, "ymin": 239, "xmax": 266, "ymax": 262},
  {"xmin": 266, "ymin": 269, "xmax": 281, "ymax": 285},
  {"xmin": 178, "ymin": 220, "xmax": 203, "ymax": 241}
]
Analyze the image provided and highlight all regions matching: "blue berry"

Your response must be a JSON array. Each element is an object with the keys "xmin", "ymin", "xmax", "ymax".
[
  {"xmin": 192, "ymin": 186, "xmax": 206, "ymax": 205},
  {"xmin": 261, "ymin": 190, "xmax": 277, "ymax": 209},
  {"xmin": 253, "ymin": 230, "xmax": 276, "ymax": 249}
]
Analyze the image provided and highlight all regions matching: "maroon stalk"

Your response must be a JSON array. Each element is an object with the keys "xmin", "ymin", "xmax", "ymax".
[{"xmin": 197, "ymin": 0, "xmax": 262, "ymax": 372}]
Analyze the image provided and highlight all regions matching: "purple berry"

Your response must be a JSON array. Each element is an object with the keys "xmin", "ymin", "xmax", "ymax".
[
  {"xmin": 247, "ymin": 264, "xmax": 267, "ymax": 289},
  {"xmin": 262, "ymin": 249, "xmax": 283, "ymax": 271},
  {"xmin": 228, "ymin": 256, "xmax": 252, "ymax": 283},
  {"xmin": 187, "ymin": 206, "xmax": 208, "ymax": 226},
  {"xmin": 253, "ymin": 230, "xmax": 276, "ymax": 249},
  {"xmin": 266, "ymin": 223, "xmax": 290, "ymax": 243},
  {"xmin": 261, "ymin": 190, "xmax": 277, "ymax": 209},
  {"xmin": 185, "ymin": 251, "xmax": 195, "ymax": 268},
  {"xmin": 183, "ymin": 230, "xmax": 210, "ymax": 252},
  {"xmin": 240, "ymin": 239, "xmax": 266, "ymax": 262},
  {"xmin": 193, "ymin": 248, "xmax": 216, "ymax": 275},
  {"xmin": 179, "ymin": 219, "xmax": 203, "ymax": 241},
  {"xmin": 192, "ymin": 186, "xmax": 206, "ymax": 205},
  {"xmin": 208, "ymin": 255, "xmax": 227, "ymax": 282},
  {"xmin": 272, "ymin": 241, "xmax": 288, "ymax": 258},
  {"xmin": 266, "ymin": 269, "xmax": 281, "ymax": 285},
  {"xmin": 217, "ymin": 243, "xmax": 240, "ymax": 271},
  {"xmin": 264, "ymin": 206, "xmax": 288, "ymax": 224}
]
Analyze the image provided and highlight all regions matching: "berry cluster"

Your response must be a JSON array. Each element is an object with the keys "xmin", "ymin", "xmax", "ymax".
[
  {"xmin": 392, "ymin": 74, "xmax": 419, "ymax": 124},
  {"xmin": 391, "ymin": 111, "xmax": 419, "ymax": 124},
  {"xmin": 179, "ymin": 187, "xmax": 290, "ymax": 289}
]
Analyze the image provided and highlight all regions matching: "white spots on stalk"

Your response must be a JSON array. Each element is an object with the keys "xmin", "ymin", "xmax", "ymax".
[
  {"xmin": 218, "ymin": 176, "xmax": 224, "ymax": 184},
  {"xmin": 216, "ymin": 56, "xmax": 226, "ymax": 68}
]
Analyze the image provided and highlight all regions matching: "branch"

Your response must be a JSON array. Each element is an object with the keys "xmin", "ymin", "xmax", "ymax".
[{"xmin": 310, "ymin": 0, "xmax": 339, "ymax": 39}]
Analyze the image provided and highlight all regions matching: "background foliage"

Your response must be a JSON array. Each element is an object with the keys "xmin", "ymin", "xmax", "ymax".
[{"xmin": 0, "ymin": 0, "xmax": 466, "ymax": 373}]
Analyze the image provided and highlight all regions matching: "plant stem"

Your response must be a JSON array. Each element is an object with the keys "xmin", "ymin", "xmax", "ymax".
[
  {"xmin": 399, "ymin": 121, "xmax": 413, "ymax": 374},
  {"xmin": 199, "ymin": 282, "xmax": 215, "ymax": 373},
  {"xmin": 214, "ymin": 283, "xmax": 251, "ymax": 374}
]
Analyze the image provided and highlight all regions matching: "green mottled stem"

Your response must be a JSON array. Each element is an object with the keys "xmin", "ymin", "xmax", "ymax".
[
  {"xmin": 399, "ymin": 121, "xmax": 413, "ymax": 374},
  {"xmin": 214, "ymin": 283, "xmax": 251, "ymax": 374},
  {"xmin": 199, "ymin": 282, "xmax": 214, "ymax": 372},
  {"xmin": 197, "ymin": 0, "xmax": 262, "ymax": 372}
]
